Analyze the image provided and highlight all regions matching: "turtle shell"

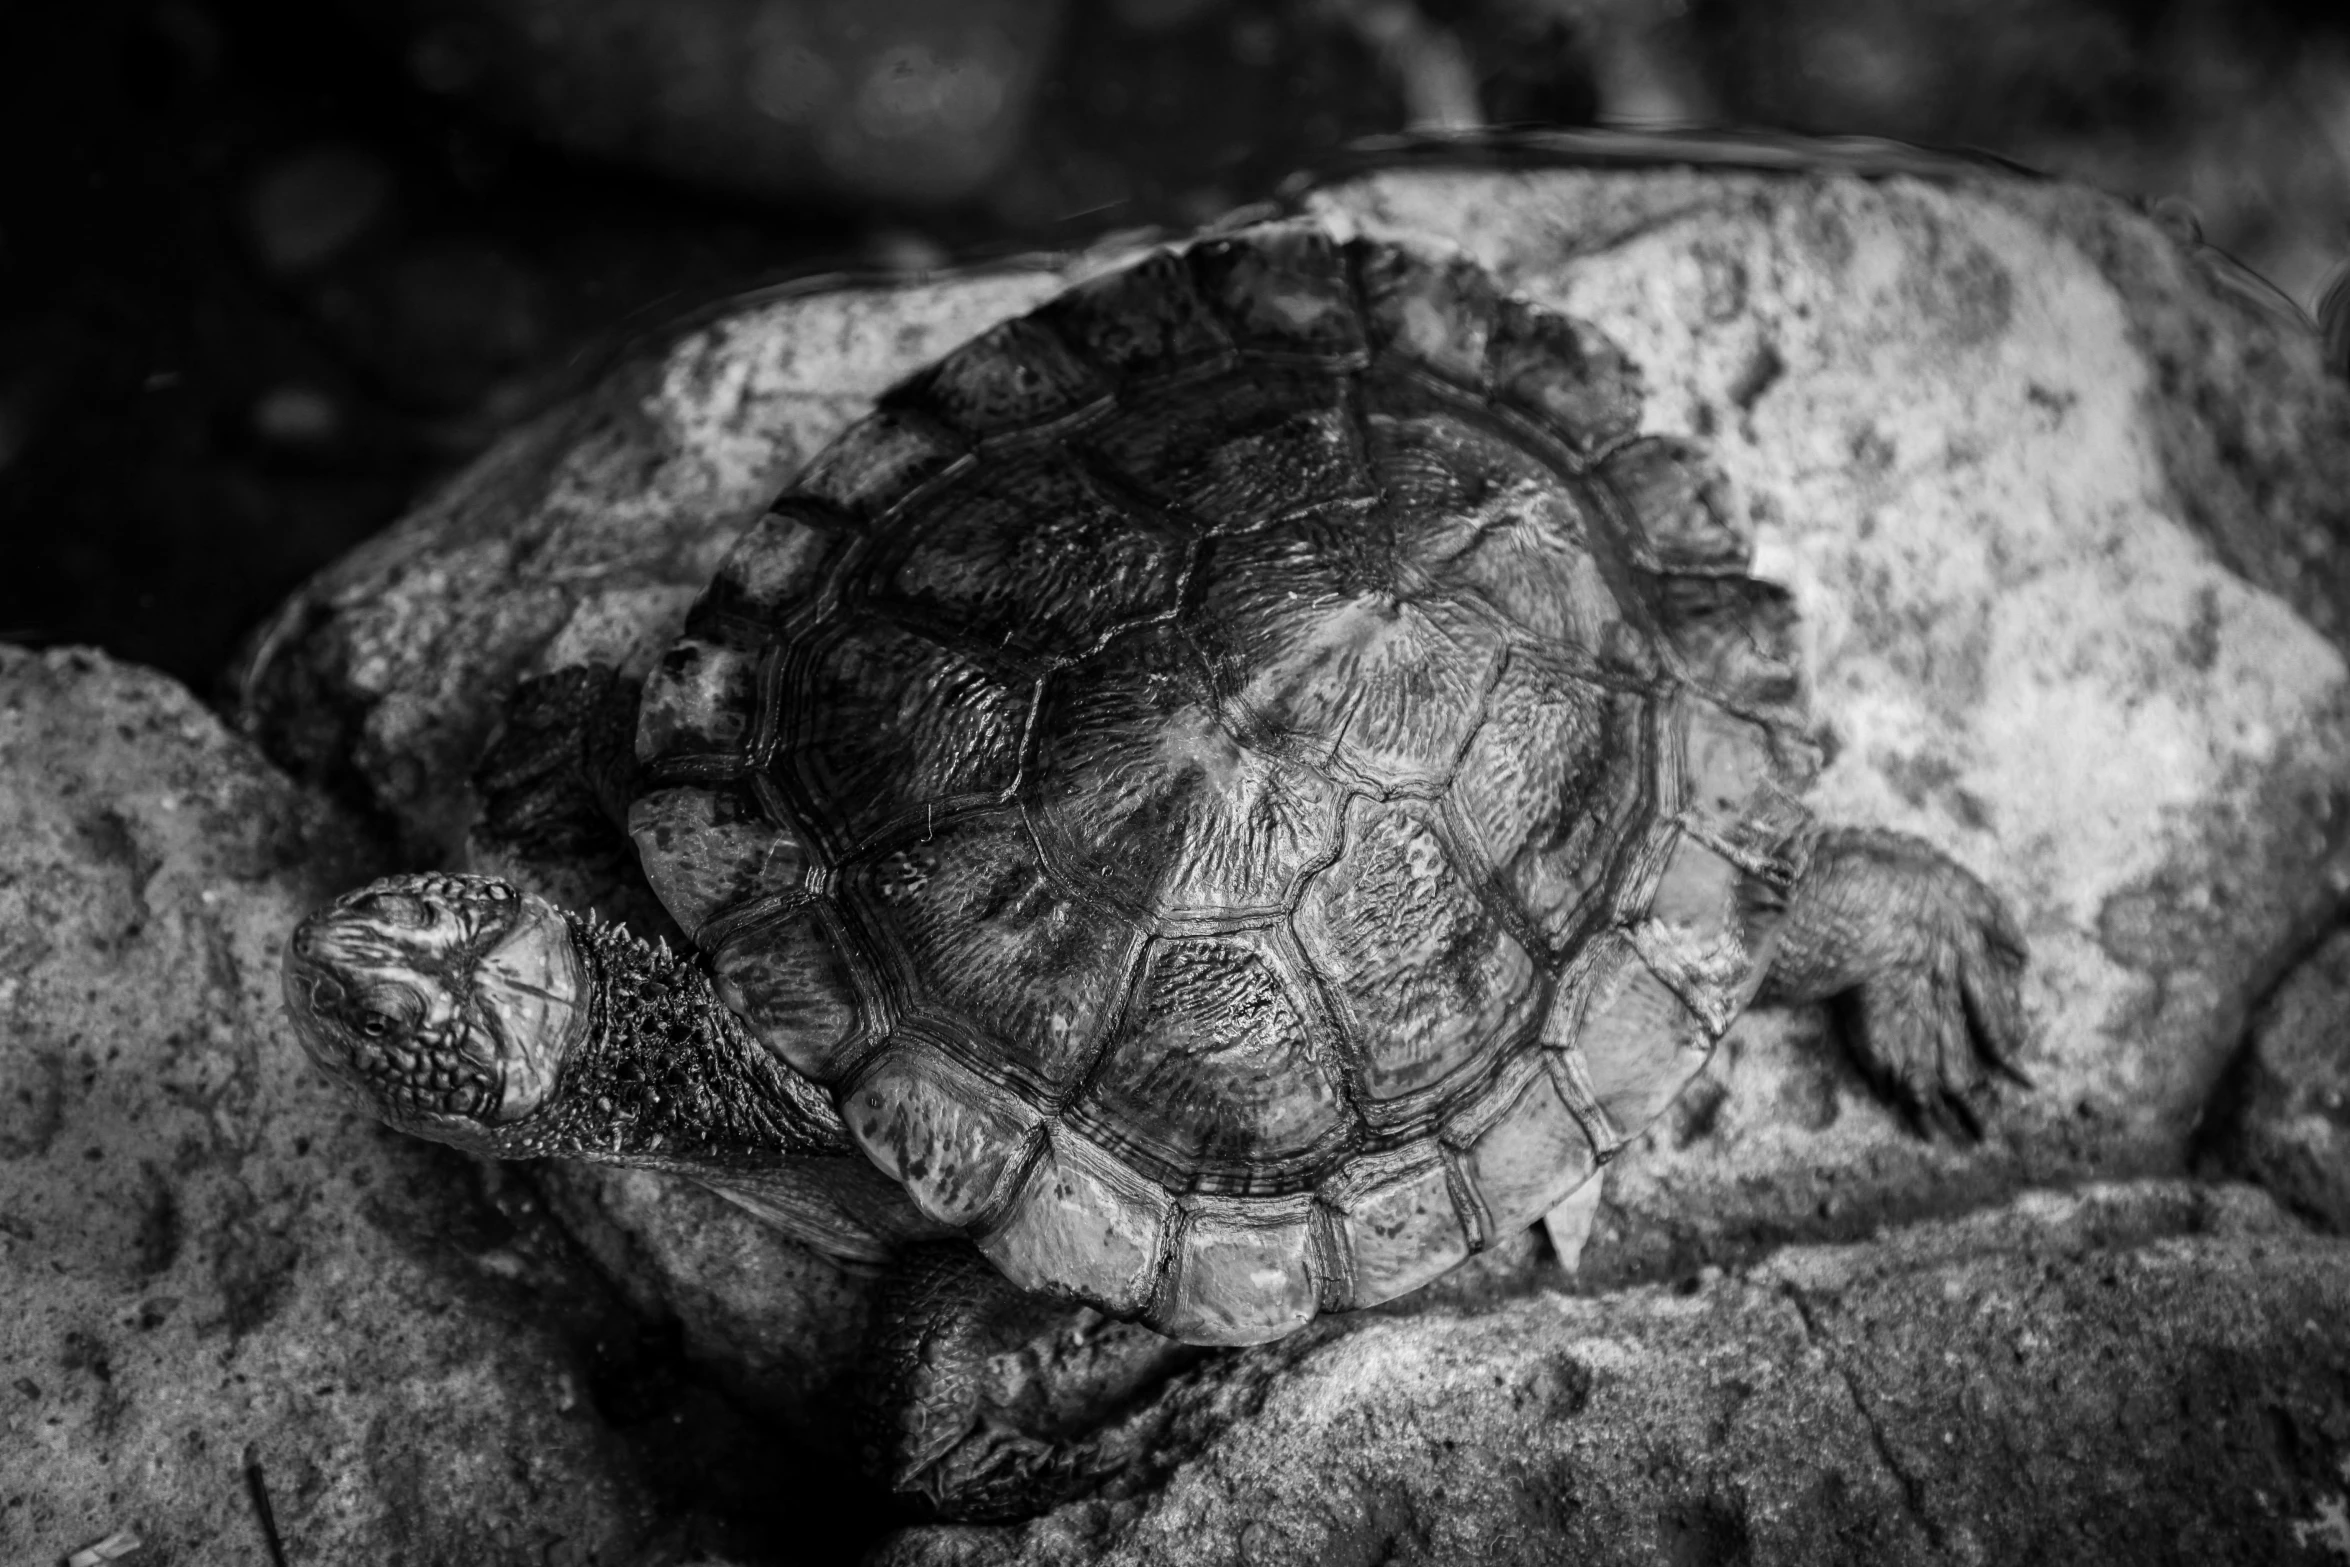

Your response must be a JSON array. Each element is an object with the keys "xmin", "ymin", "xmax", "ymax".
[{"xmin": 627, "ymin": 222, "xmax": 1817, "ymax": 1345}]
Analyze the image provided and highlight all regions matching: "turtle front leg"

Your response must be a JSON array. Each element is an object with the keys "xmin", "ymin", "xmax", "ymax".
[
  {"xmin": 1760, "ymin": 827, "xmax": 2030, "ymax": 1137},
  {"xmin": 860, "ymin": 1244, "xmax": 1201, "ymax": 1521}
]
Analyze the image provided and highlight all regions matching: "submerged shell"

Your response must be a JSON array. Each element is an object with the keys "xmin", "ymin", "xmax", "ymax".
[{"xmin": 628, "ymin": 222, "xmax": 1816, "ymax": 1344}]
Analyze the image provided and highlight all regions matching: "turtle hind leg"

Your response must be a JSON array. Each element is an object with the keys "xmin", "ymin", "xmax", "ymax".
[
  {"xmin": 1760, "ymin": 827, "xmax": 2031, "ymax": 1138},
  {"xmin": 859, "ymin": 1244, "xmax": 1199, "ymax": 1522}
]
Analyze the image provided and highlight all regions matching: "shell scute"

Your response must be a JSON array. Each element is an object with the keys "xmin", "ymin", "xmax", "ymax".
[
  {"xmin": 1319, "ymin": 1152, "xmax": 1472, "ymax": 1310},
  {"xmin": 1188, "ymin": 528, "xmax": 1500, "ymax": 790},
  {"xmin": 1363, "ymin": 401, "xmax": 1627, "ymax": 651},
  {"xmin": 980, "ymin": 1129, "xmax": 1171, "ymax": 1314},
  {"xmin": 628, "ymin": 783, "xmax": 805, "ymax": 940},
  {"xmin": 1454, "ymin": 1062, "xmax": 1601, "ymax": 1239},
  {"xmin": 1187, "ymin": 225, "xmax": 1365, "ymax": 366},
  {"xmin": 1039, "ymin": 249, "xmax": 1233, "ymax": 380},
  {"xmin": 1486, "ymin": 297, "xmax": 1642, "ymax": 457},
  {"xmin": 1356, "ymin": 244, "xmax": 1500, "ymax": 387},
  {"xmin": 1029, "ymin": 623, "xmax": 1344, "ymax": 927},
  {"xmin": 781, "ymin": 622, "xmax": 1028, "ymax": 856},
  {"xmin": 1292, "ymin": 797, "xmax": 1541, "ymax": 1103},
  {"xmin": 1073, "ymin": 929, "xmax": 1354, "ymax": 1191},
  {"xmin": 867, "ymin": 451, "xmax": 1186, "ymax": 660},
  {"xmin": 1550, "ymin": 934, "xmax": 1714, "ymax": 1148},
  {"xmin": 1156, "ymin": 1203, "xmax": 1319, "ymax": 1345},
  {"xmin": 1083, "ymin": 368, "xmax": 1373, "ymax": 532},
  {"xmin": 888, "ymin": 316, "xmax": 1113, "ymax": 440},
  {"xmin": 1449, "ymin": 655, "xmax": 1656, "ymax": 951},
  {"xmin": 636, "ymin": 636, "xmax": 768, "ymax": 767},
  {"xmin": 693, "ymin": 504, "xmax": 850, "ymax": 634},
  {"xmin": 1601, "ymin": 436, "xmax": 1753, "ymax": 576},
  {"xmin": 843, "ymin": 812, "xmax": 1137, "ymax": 1096},
  {"xmin": 1651, "ymin": 575, "xmax": 1805, "ymax": 716},
  {"xmin": 709, "ymin": 901, "xmax": 869, "ymax": 1081},
  {"xmin": 844, "ymin": 1036, "xmax": 1039, "ymax": 1227},
  {"xmin": 793, "ymin": 409, "xmax": 967, "ymax": 521}
]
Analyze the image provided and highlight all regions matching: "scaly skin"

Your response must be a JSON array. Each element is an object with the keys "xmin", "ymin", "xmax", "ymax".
[
  {"xmin": 281, "ymin": 874, "xmax": 845, "ymax": 1167},
  {"xmin": 1760, "ymin": 827, "xmax": 2032, "ymax": 1138}
]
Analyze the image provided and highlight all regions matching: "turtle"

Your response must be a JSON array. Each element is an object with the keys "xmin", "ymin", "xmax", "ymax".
[{"xmin": 281, "ymin": 219, "xmax": 2028, "ymax": 1519}]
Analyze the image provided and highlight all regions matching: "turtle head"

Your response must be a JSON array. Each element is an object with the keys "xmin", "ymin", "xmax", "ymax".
[{"xmin": 282, "ymin": 873, "xmax": 587, "ymax": 1154}]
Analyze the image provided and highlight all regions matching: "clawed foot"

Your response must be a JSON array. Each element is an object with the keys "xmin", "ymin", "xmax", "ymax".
[
  {"xmin": 1764, "ymin": 828, "xmax": 2031, "ymax": 1138},
  {"xmin": 473, "ymin": 665, "xmax": 641, "ymax": 857}
]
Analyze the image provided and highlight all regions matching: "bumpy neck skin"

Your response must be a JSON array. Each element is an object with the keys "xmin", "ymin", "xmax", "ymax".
[
  {"xmin": 502, "ymin": 912, "xmax": 848, "ymax": 1168},
  {"xmin": 282, "ymin": 873, "xmax": 845, "ymax": 1170}
]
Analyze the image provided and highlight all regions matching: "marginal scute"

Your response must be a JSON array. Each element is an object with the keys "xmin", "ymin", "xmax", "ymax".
[
  {"xmin": 792, "ymin": 409, "xmax": 966, "ymax": 521},
  {"xmin": 1456, "ymin": 1063, "xmax": 1600, "ymax": 1238},
  {"xmin": 1294, "ymin": 797, "xmax": 1540, "ymax": 1102},
  {"xmin": 1679, "ymin": 702, "xmax": 1815, "ymax": 854},
  {"xmin": 844, "ymin": 812, "xmax": 1137, "ymax": 1095},
  {"xmin": 1356, "ymin": 244, "xmax": 1499, "ymax": 387},
  {"xmin": 628, "ymin": 783, "xmax": 806, "ymax": 939},
  {"xmin": 1188, "ymin": 226, "xmax": 1365, "ymax": 364},
  {"xmin": 1486, "ymin": 297, "xmax": 1642, "ymax": 456},
  {"xmin": 1601, "ymin": 437, "xmax": 1753, "ymax": 575},
  {"xmin": 709, "ymin": 902, "xmax": 867, "ymax": 1081},
  {"xmin": 1653, "ymin": 575, "xmax": 1804, "ymax": 715},
  {"xmin": 1075, "ymin": 930, "xmax": 1353, "ymax": 1191},
  {"xmin": 782, "ymin": 621, "xmax": 1027, "ymax": 855},
  {"xmin": 1320, "ymin": 1152, "xmax": 1471, "ymax": 1310},
  {"xmin": 695, "ymin": 505, "xmax": 848, "ymax": 631},
  {"xmin": 980, "ymin": 1129, "xmax": 1172, "ymax": 1314},
  {"xmin": 844, "ymin": 1036, "xmax": 1040, "ymax": 1228},
  {"xmin": 1041, "ymin": 249, "xmax": 1233, "ymax": 380},
  {"xmin": 1156, "ymin": 1203, "xmax": 1319, "ymax": 1344},
  {"xmin": 636, "ymin": 637, "xmax": 766, "ymax": 765},
  {"xmin": 1557, "ymin": 934, "xmax": 1715, "ymax": 1136},
  {"xmin": 889, "ymin": 317, "xmax": 1112, "ymax": 439},
  {"xmin": 872, "ymin": 452, "xmax": 1185, "ymax": 660}
]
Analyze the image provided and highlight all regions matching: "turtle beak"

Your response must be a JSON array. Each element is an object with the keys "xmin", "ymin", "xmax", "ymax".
[{"xmin": 281, "ymin": 874, "xmax": 587, "ymax": 1144}]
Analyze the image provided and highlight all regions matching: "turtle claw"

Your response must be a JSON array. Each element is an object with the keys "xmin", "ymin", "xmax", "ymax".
[
  {"xmin": 1837, "ymin": 851, "xmax": 2030, "ymax": 1140},
  {"xmin": 1766, "ymin": 827, "xmax": 2032, "ymax": 1139}
]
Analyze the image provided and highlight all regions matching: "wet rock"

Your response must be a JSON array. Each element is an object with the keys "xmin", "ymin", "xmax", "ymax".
[
  {"xmin": 0, "ymin": 646, "xmax": 653, "ymax": 1563},
  {"xmin": 872, "ymin": 1182, "xmax": 2350, "ymax": 1567},
  {"xmin": 2204, "ymin": 925, "xmax": 2350, "ymax": 1232},
  {"xmin": 237, "ymin": 157, "xmax": 2350, "ymax": 1330}
]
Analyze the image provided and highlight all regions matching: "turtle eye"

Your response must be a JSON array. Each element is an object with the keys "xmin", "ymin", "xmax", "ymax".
[{"xmin": 354, "ymin": 1009, "xmax": 396, "ymax": 1039}]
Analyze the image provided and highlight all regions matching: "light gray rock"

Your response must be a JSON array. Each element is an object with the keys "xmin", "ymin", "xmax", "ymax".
[
  {"xmin": 873, "ymin": 1182, "xmax": 2350, "ymax": 1567},
  {"xmin": 0, "ymin": 646, "xmax": 654, "ymax": 1565},
  {"xmin": 235, "ymin": 151, "xmax": 2350, "ymax": 1372}
]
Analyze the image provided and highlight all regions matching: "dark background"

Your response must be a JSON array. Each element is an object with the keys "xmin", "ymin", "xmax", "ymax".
[{"xmin": 2, "ymin": 0, "xmax": 2344, "ymax": 692}]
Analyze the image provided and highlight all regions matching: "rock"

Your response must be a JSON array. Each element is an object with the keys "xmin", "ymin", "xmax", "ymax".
[
  {"xmin": 2203, "ymin": 925, "xmax": 2350, "ymax": 1232},
  {"xmin": 0, "ymin": 646, "xmax": 654, "ymax": 1563},
  {"xmin": 236, "ymin": 150, "xmax": 2350, "ymax": 1354},
  {"xmin": 871, "ymin": 1181, "xmax": 2350, "ymax": 1567}
]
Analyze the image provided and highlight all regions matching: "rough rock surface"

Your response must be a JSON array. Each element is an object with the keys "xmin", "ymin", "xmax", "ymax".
[
  {"xmin": 0, "ymin": 647, "xmax": 656, "ymax": 1564},
  {"xmin": 875, "ymin": 1182, "xmax": 2350, "ymax": 1567}
]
